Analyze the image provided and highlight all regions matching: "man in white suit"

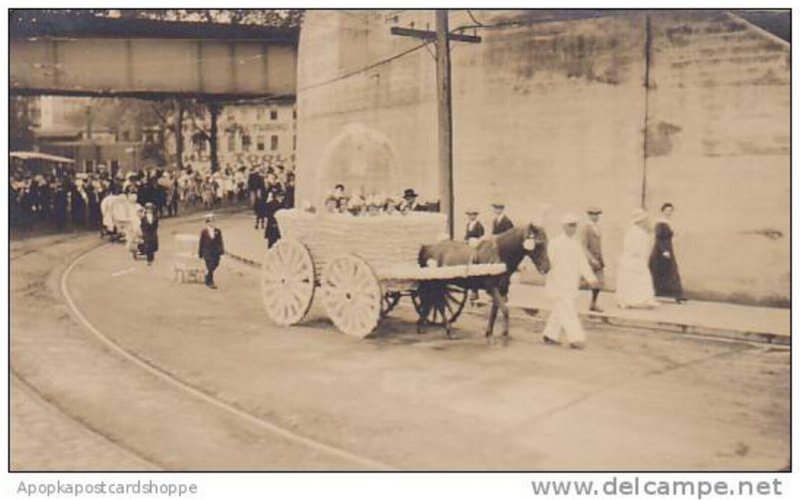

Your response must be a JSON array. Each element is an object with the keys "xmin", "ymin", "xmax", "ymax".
[{"xmin": 543, "ymin": 214, "xmax": 599, "ymax": 349}]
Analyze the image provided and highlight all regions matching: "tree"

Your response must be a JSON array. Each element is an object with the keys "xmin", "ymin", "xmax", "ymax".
[{"xmin": 10, "ymin": 96, "xmax": 36, "ymax": 151}]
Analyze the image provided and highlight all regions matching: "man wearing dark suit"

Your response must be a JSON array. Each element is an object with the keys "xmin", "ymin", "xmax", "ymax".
[
  {"xmin": 581, "ymin": 206, "xmax": 605, "ymax": 312},
  {"xmin": 198, "ymin": 214, "xmax": 225, "ymax": 289},
  {"xmin": 464, "ymin": 208, "xmax": 485, "ymax": 243},
  {"xmin": 401, "ymin": 188, "xmax": 427, "ymax": 212},
  {"xmin": 491, "ymin": 202, "xmax": 514, "ymax": 235},
  {"xmin": 140, "ymin": 203, "xmax": 159, "ymax": 266}
]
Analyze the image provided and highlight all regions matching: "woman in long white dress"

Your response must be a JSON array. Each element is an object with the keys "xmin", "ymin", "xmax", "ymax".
[{"xmin": 616, "ymin": 208, "xmax": 659, "ymax": 309}]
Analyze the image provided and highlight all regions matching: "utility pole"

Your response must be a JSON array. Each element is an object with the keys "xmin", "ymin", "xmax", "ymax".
[{"xmin": 391, "ymin": 10, "xmax": 481, "ymax": 239}]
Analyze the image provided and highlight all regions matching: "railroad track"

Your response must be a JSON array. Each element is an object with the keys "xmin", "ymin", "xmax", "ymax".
[{"xmin": 60, "ymin": 240, "xmax": 394, "ymax": 471}]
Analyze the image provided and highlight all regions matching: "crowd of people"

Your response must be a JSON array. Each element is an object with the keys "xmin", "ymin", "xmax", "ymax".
[{"xmin": 9, "ymin": 161, "xmax": 296, "ymax": 234}]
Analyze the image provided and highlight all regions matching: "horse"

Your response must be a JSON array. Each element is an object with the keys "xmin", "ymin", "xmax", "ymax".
[{"xmin": 418, "ymin": 223, "xmax": 551, "ymax": 340}]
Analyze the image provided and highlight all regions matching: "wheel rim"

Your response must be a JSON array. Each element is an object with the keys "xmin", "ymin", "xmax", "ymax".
[
  {"xmin": 261, "ymin": 238, "xmax": 315, "ymax": 326},
  {"xmin": 322, "ymin": 255, "xmax": 381, "ymax": 338},
  {"xmin": 412, "ymin": 283, "xmax": 468, "ymax": 326}
]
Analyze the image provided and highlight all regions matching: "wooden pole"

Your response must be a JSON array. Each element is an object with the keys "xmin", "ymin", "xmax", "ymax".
[{"xmin": 435, "ymin": 9, "xmax": 455, "ymax": 239}]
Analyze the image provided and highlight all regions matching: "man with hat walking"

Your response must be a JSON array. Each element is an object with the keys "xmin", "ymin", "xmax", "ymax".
[
  {"xmin": 198, "ymin": 214, "xmax": 225, "ymax": 289},
  {"xmin": 542, "ymin": 214, "xmax": 599, "ymax": 349},
  {"xmin": 491, "ymin": 201, "xmax": 514, "ymax": 235},
  {"xmin": 581, "ymin": 206, "xmax": 605, "ymax": 312},
  {"xmin": 140, "ymin": 202, "xmax": 159, "ymax": 266},
  {"xmin": 464, "ymin": 207, "xmax": 485, "ymax": 244}
]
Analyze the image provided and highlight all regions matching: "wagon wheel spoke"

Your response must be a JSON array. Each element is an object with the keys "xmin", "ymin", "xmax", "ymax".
[{"xmin": 260, "ymin": 239, "xmax": 315, "ymax": 326}]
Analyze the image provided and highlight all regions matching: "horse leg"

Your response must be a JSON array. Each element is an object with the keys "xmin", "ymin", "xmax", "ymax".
[
  {"xmin": 485, "ymin": 288, "xmax": 499, "ymax": 341},
  {"xmin": 498, "ymin": 291, "xmax": 511, "ymax": 338},
  {"xmin": 442, "ymin": 303, "xmax": 454, "ymax": 339}
]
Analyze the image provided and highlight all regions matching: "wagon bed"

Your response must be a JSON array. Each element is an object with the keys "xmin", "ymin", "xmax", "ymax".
[{"xmin": 260, "ymin": 210, "xmax": 507, "ymax": 338}]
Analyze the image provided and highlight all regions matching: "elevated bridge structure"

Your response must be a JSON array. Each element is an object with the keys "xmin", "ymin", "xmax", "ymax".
[{"xmin": 10, "ymin": 14, "xmax": 298, "ymax": 101}]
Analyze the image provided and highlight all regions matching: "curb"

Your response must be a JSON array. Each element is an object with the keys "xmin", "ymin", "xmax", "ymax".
[
  {"xmin": 468, "ymin": 302, "xmax": 790, "ymax": 346},
  {"xmin": 229, "ymin": 249, "xmax": 789, "ymax": 347}
]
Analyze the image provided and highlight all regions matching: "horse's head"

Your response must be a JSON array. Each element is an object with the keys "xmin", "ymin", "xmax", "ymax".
[{"xmin": 522, "ymin": 223, "xmax": 550, "ymax": 275}]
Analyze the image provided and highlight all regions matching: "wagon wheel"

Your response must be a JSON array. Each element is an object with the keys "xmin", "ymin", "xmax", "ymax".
[
  {"xmin": 381, "ymin": 292, "xmax": 402, "ymax": 318},
  {"xmin": 261, "ymin": 238, "xmax": 315, "ymax": 326},
  {"xmin": 412, "ymin": 282, "xmax": 468, "ymax": 326},
  {"xmin": 321, "ymin": 254, "xmax": 382, "ymax": 338}
]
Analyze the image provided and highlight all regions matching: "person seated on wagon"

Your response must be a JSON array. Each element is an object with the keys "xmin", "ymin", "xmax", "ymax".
[
  {"xmin": 366, "ymin": 195, "xmax": 383, "ymax": 216},
  {"xmin": 324, "ymin": 195, "xmax": 339, "ymax": 213},
  {"xmin": 400, "ymin": 188, "xmax": 426, "ymax": 213},
  {"xmin": 384, "ymin": 197, "xmax": 400, "ymax": 215},
  {"xmin": 347, "ymin": 195, "xmax": 366, "ymax": 216},
  {"xmin": 333, "ymin": 183, "xmax": 348, "ymax": 211}
]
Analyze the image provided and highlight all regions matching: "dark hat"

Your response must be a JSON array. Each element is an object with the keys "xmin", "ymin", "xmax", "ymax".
[
  {"xmin": 403, "ymin": 188, "xmax": 418, "ymax": 199},
  {"xmin": 491, "ymin": 202, "xmax": 505, "ymax": 209},
  {"xmin": 586, "ymin": 206, "xmax": 603, "ymax": 214}
]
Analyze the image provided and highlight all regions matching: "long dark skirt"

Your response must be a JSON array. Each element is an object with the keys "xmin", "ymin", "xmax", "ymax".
[{"xmin": 649, "ymin": 250, "xmax": 684, "ymax": 298}]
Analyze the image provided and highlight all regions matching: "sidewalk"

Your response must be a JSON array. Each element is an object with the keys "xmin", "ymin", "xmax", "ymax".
[{"xmin": 216, "ymin": 213, "xmax": 790, "ymax": 345}]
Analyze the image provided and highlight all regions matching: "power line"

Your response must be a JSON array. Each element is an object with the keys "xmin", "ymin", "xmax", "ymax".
[{"xmin": 298, "ymin": 39, "xmax": 433, "ymax": 93}]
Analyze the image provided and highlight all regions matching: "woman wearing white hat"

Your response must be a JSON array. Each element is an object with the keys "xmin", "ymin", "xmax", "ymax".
[
  {"xmin": 616, "ymin": 208, "xmax": 659, "ymax": 309},
  {"xmin": 542, "ymin": 214, "xmax": 599, "ymax": 349}
]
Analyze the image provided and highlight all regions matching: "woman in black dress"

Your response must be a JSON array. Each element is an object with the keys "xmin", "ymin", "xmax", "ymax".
[{"xmin": 649, "ymin": 202, "xmax": 686, "ymax": 303}]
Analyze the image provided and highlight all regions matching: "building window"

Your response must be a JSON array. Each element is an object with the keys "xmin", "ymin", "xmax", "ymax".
[
  {"xmin": 271, "ymin": 135, "xmax": 279, "ymax": 151},
  {"xmin": 270, "ymin": 110, "xmax": 278, "ymax": 121},
  {"xmin": 228, "ymin": 133, "xmax": 236, "ymax": 152},
  {"xmin": 256, "ymin": 107, "xmax": 264, "ymax": 120},
  {"xmin": 242, "ymin": 134, "xmax": 251, "ymax": 152},
  {"xmin": 292, "ymin": 108, "xmax": 297, "ymax": 120},
  {"xmin": 293, "ymin": 135, "xmax": 297, "ymax": 150},
  {"xmin": 257, "ymin": 136, "xmax": 265, "ymax": 151}
]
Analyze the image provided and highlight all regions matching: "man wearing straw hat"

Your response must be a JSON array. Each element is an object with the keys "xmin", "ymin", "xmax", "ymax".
[
  {"xmin": 542, "ymin": 213, "xmax": 599, "ymax": 349},
  {"xmin": 198, "ymin": 213, "xmax": 225, "ymax": 289}
]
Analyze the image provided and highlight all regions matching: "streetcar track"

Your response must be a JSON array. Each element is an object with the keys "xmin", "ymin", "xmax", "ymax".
[
  {"xmin": 60, "ymin": 242, "xmax": 394, "ymax": 471},
  {"xmin": 11, "ymin": 370, "xmax": 165, "ymax": 471}
]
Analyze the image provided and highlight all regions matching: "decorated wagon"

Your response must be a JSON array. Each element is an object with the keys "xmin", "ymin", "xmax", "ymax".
[{"xmin": 260, "ymin": 210, "xmax": 508, "ymax": 338}]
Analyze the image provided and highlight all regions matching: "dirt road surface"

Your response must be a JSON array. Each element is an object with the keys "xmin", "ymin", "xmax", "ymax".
[{"xmin": 10, "ymin": 214, "xmax": 790, "ymax": 471}]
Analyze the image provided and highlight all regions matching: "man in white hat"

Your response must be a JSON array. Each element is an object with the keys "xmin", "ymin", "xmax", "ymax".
[{"xmin": 542, "ymin": 213, "xmax": 599, "ymax": 349}]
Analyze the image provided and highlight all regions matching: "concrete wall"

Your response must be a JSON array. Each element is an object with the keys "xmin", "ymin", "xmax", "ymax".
[{"xmin": 296, "ymin": 10, "xmax": 789, "ymax": 305}]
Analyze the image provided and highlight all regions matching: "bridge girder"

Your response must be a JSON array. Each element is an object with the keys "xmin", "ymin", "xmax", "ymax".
[{"xmin": 10, "ymin": 37, "xmax": 297, "ymax": 100}]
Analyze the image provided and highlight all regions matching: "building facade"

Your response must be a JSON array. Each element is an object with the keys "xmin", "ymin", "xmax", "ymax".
[{"xmin": 181, "ymin": 101, "xmax": 297, "ymax": 171}]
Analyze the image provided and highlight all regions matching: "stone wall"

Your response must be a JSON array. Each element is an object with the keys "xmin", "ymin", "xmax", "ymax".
[{"xmin": 296, "ymin": 10, "xmax": 789, "ymax": 305}]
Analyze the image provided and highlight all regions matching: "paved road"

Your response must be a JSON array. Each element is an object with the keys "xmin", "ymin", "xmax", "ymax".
[{"xmin": 10, "ymin": 214, "xmax": 790, "ymax": 470}]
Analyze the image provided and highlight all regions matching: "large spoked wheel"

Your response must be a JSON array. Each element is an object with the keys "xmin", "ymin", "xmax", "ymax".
[
  {"xmin": 412, "ymin": 282, "xmax": 468, "ymax": 326},
  {"xmin": 321, "ymin": 254, "xmax": 382, "ymax": 338},
  {"xmin": 261, "ymin": 238, "xmax": 315, "ymax": 326}
]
